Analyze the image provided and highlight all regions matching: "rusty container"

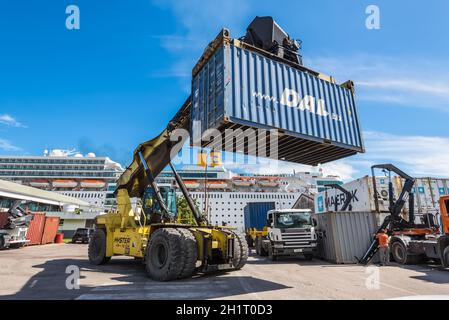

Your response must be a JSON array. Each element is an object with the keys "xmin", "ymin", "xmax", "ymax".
[
  {"xmin": 26, "ymin": 213, "xmax": 46, "ymax": 246},
  {"xmin": 41, "ymin": 216, "xmax": 60, "ymax": 245},
  {"xmin": 0, "ymin": 212, "xmax": 9, "ymax": 228}
]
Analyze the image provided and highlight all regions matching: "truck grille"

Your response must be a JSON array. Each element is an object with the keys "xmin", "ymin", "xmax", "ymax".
[{"xmin": 281, "ymin": 231, "xmax": 313, "ymax": 248}]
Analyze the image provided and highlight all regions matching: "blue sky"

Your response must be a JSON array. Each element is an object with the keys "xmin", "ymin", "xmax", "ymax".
[{"xmin": 1, "ymin": 0, "xmax": 448, "ymax": 180}]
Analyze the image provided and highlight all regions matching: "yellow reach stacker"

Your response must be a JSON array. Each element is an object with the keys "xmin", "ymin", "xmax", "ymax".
[{"xmin": 88, "ymin": 101, "xmax": 248, "ymax": 281}]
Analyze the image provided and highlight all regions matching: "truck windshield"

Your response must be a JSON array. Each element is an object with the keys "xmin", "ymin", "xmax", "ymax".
[{"xmin": 274, "ymin": 212, "xmax": 312, "ymax": 229}]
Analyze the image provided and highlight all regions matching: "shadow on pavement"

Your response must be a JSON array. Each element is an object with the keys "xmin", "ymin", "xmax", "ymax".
[
  {"xmin": 1, "ymin": 257, "xmax": 291, "ymax": 300},
  {"xmin": 402, "ymin": 264, "xmax": 449, "ymax": 284}
]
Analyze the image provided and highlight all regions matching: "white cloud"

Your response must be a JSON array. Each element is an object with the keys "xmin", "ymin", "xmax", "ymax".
[
  {"xmin": 0, "ymin": 114, "xmax": 27, "ymax": 128},
  {"xmin": 305, "ymin": 55, "xmax": 449, "ymax": 113},
  {"xmin": 351, "ymin": 131, "xmax": 449, "ymax": 178},
  {"xmin": 150, "ymin": 0, "xmax": 251, "ymax": 82},
  {"xmin": 219, "ymin": 130, "xmax": 449, "ymax": 181},
  {"xmin": 0, "ymin": 139, "xmax": 20, "ymax": 151}
]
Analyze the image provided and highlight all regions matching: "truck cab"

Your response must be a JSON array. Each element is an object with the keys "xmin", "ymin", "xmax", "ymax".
[{"xmin": 258, "ymin": 209, "xmax": 318, "ymax": 261}]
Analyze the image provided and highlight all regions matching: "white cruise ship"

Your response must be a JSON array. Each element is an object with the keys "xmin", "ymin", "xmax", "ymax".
[
  {"xmin": 156, "ymin": 166, "xmax": 343, "ymax": 231},
  {"xmin": 0, "ymin": 149, "xmax": 124, "ymax": 209}
]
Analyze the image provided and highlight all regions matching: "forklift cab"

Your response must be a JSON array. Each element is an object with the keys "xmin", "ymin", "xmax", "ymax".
[{"xmin": 141, "ymin": 186, "xmax": 177, "ymax": 224}]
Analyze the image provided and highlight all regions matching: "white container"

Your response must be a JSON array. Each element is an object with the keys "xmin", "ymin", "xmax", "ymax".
[{"xmin": 314, "ymin": 175, "xmax": 401, "ymax": 214}]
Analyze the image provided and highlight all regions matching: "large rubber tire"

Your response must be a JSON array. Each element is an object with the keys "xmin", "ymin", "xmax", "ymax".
[
  {"xmin": 145, "ymin": 228, "xmax": 184, "ymax": 281},
  {"xmin": 390, "ymin": 241, "xmax": 421, "ymax": 265},
  {"xmin": 230, "ymin": 231, "xmax": 249, "ymax": 270},
  {"xmin": 177, "ymin": 228, "xmax": 198, "ymax": 279},
  {"xmin": 246, "ymin": 235, "xmax": 254, "ymax": 248},
  {"xmin": 88, "ymin": 229, "xmax": 111, "ymax": 265},
  {"xmin": 442, "ymin": 246, "xmax": 449, "ymax": 267},
  {"xmin": 256, "ymin": 237, "xmax": 268, "ymax": 257}
]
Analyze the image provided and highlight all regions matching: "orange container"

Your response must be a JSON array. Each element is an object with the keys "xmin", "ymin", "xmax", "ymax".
[
  {"xmin": 26, "ymin": 213, "xmax": 46, "ymax": 246},
  {"xmin": 54, "ymin": 233, "xmax": 64, "ymax": 244},
  {"xmin": 41, "ymin": 217, "xmax": 60, "ymax": 245}
]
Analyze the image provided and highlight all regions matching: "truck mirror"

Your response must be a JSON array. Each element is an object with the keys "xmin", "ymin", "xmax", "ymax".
[{"xmin": 312, "ymin": 218, "xmax": 318, "ymax": 227}]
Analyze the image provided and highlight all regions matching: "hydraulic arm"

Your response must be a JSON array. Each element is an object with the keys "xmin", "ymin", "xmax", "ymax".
[{"xmin": 359, "ymin": 164, "xmax": 416, "ymax": 264}]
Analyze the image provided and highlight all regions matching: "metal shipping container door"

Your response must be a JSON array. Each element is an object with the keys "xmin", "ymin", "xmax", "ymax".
[
  {"xmin": 192, "ymin": 37, "xmax": 364, "ymax": 166},
  {"xmin": 26, "ymin": 213, "xmax": 46, "ymax": 246},
  {"xmin": 315, "ymin": 211, "xmax": 379, "ymax": 264},
  {"xmin": 41, "ymin": 217, "xmax": 60, "ymax": 244}
]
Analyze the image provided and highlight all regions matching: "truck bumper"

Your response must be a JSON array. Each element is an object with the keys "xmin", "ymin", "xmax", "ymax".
[{"xmin": 273, "ymin": 247, "xmax": 317, "ymax": 256}]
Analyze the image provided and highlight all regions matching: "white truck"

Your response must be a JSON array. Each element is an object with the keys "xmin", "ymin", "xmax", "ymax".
[{"xmin": 255, "ymin": 209, "xmax": 318, "ymax": 261}]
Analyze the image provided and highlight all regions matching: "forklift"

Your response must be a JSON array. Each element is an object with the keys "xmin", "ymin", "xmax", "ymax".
[
  {"xmin": 88, "ymin": 100, "xmax": 248, "ymax": 281},
  {"xmin": 358, "ymin": 164, "xmax": 448, "ymax": 266}
]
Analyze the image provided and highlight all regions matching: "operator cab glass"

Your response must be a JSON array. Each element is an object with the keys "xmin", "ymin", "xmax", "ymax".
[
  {"xmin": 142, "ymin": 186, "xmax": 177, "ymax": 220},
  {"xmin": 274, "ymin": 211, "xmax": 312, "ymax": 229}
]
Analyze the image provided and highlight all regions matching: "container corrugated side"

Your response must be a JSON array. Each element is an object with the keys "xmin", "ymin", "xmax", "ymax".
[
  {"xmin": 0, "ymin": 212, "xmax": 9, "ymax": 229},
  {"xmin": 191, "ymin": 42, "xmax": 364, "ymax": 165},
  {"xmin": 244, "ymin": 202, "xmax": 275, "ymax": 230},
  {"xmin": 26, "ymin": 213, "xmax": 46, "ymax": 246},
  {"xmin": 41, "ymin": 216, "xmax": 60, "ymax": 245},
  {"xmin": 315, "ymin": 211, "xmax": 381, "ymax": 264}
]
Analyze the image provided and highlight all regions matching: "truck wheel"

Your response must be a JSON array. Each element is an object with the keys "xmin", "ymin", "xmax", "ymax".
[
  {"xmin": 0, "ymin": 235, "xmax": 5, "ymax": 250},
  {"xmin": 255, "ymin": 237, "xmax": 261, "ymax": 255},
  {"xmin": 231, "ymin": 231, "xmax": 249, "ymax": 270},
  {"xmin": 391, "ymin": 241, "xmax": 407, "ymax": 264},
  {"xmin": 88, "ymin": 229, "xmax": 111, "ymax": 265},
  {"xmin": 443, "ymin": 247, "xmax": 449, "ymax": 267},
  {"xmin": 256, "ymin": 237, "xmax": 268, "ymax": 257},
  {"xmin": 268, "ymin": 246, "xmax": 277, "ymax": 261},
  {"xmin": 246, "ymin": 235, "xmax": 254, "ymax": 248},
  {"xmin": 177, "ymin": 228, "xmax": 198, "ymax": 279},
  {"xmin": 145, "ymin": 228, "xmax": 184, "ymax": 281},
  {"xmin": 390, "ymin": 241, "xmax": 421, "ymax": 265}
]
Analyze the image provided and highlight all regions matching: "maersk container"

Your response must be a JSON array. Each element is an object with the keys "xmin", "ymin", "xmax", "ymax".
[
  {"xmin": 314, "ymin": 176, "xmax": 399, "ymax": 214},
  {"xmin": 244, "ymin": 202, "xmax": 275, "ymax": 230},
  {"xmin": 191, "ymin": 31, "xmax": 364, "ymax": 165}
]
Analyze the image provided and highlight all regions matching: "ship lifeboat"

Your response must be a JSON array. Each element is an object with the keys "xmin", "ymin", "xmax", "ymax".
[
  {"xmin": 232, "ymin": 177, "xmax": 254, "ymax": 187},
  {"xmin": 184, "ymin": 180, "xmax": 200, "ymax": 189},
  {"xmin": 80, "ymin": 180, "xmax": 106, "ymax": 188},
  {"xmin": 207, "ymin": 181, "xmax": 228, "ymax": 189},
  {"xmin": 52, "ymin": 180, "xmax": 78, "ymax": 188},
  {"xmin": 29, "ymin": 179, "xmax": 50, "ymax": 188},
  {"xmin": 257, "ymin": 177, "xmax": 280, "ymax": 187}
]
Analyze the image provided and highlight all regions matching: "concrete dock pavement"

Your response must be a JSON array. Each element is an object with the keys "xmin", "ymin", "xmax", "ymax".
[{"xmin": 0, "ymin": 244, "xmax": 448, "ymax": 300}]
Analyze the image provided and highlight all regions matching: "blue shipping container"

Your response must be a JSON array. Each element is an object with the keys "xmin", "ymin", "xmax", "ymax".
[
  {"xmin": 244, "ymin": 202, "xmax": 276, "ymax": 230},
  {"xmin": 191, "ymin": 35, "xmax": 364, "ymax": 166}
]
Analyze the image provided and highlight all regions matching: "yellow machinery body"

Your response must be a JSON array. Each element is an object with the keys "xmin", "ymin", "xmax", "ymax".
[{"xmin": 94, "ymin": 189, "xmax": 244, "ymax": 274}]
